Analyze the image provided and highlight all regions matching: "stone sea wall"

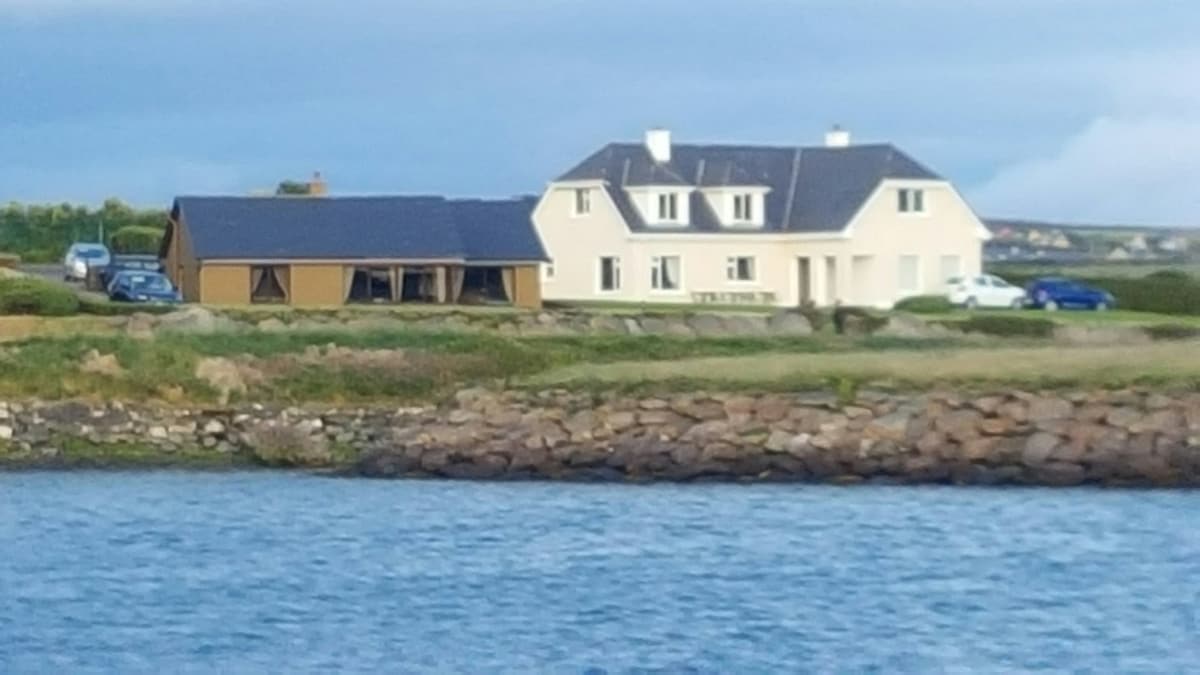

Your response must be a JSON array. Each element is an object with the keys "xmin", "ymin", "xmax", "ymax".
[{"xmin": 2, "ymin": 389, "xmax": 1199, "ymax": 486}]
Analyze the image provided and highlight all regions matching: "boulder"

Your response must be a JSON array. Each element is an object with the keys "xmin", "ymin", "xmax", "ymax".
[
  {"xmin": 195, "ymin": 357, "xmax": 248, "ymax": 404},
  {"xmin": 686, "ymin": 314, "xmax": 727, "ymax": 337},
  {"xmin": 79, "ymin": 350, "xmax": 125, "ymax": 378},
  {"xmin": 124, "ymin": 313, "xmax": 157, "ymax": 340},
  {"xmin": 1022, "ymin": 432, "xmax": 1060, "ymax": 466},
  {"xmin": 721, "ymin": 315, "xmax": 769, "ymax": 336},
  {"xmin": 767, "ymin": 311, "xmax": 813, "ymax": 336},
  {"xmin": 157, "ymin": 307, "xmax": 238, "ymax": 335},
  {"xmin": 876, "ymin": 313, "xmax": 950, "ymax": 339}
]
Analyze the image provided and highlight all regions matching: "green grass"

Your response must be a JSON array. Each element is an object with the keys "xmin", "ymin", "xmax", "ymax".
[
  {"xmin": 527, "ymin": 341, "xmax": 1200, "ymax": 392},
  {"xmin": 943, "ymin": 308, "xmax": 1200, "ymax": 327},
  {"xmin": 0, "ymin": 328, "xmax": 975, "ymax": 404}
]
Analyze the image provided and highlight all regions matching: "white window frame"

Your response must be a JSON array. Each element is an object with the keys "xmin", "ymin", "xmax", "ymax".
[
  {"xmin": 725, "ymin": 255, "xmax": 757, "ymax": 283},
  {"xmin": 650, "ymin": 255, "xmax": 683, "ymax": 293},
  {"xmin": 657, "ymin": 193, "xmax": 679, "ymax": 222},
  {"xmin": 898, "ymin": 188, "xmax": 926, "ymax": 214},
  {"xmin": 732, "ymin": 194, "xmax": 754, "ymax": 222},
  {"xmin": 597, "ymin": 256, "xmax": 621, "ymax": 293},
  {"xmin": 898, "ymin": 254, "xmax": 921, "ymax": 293},
  {"xmin": 572, "ymin": 188, "xmax": 591, "ymax": 217}
]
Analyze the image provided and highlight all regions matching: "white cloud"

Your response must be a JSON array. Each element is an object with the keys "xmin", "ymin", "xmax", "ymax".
[
  {"xmin": 969, "ymin": 50, "xmax": 1200, "ymax": 227},
  {"xmin": 971, "ymin": 116, "xmax": 1200, "ymax": 226}
]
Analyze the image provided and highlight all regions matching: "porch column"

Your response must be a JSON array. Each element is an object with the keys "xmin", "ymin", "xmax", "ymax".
[
  {"xmin": 810, "ymin": 256, "xmax": 827, "ymax": 308},
  {"xmin": 435, "ymin": 266, "xmax": 448, "ymax": 304}
]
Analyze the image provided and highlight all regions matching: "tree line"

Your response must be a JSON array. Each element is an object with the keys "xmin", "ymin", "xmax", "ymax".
[{"xmin": 0, "ymin": 199, "xmax": 168, "ymax": 263}]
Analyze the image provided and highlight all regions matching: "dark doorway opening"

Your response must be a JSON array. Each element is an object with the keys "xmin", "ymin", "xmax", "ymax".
[
  {"xmin": 348, "ymin": 267, "xmax": 393, "ymax": 304},
  {"xmin": 401, "ymin": 268, "xmax": 438, "ymax": 303},
  {"xmin": 460, "ymin": 267, "xmax": 509, "ymax": 304}
]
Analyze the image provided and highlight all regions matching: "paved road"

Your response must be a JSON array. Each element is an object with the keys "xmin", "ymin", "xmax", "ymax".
[{"xmin": 19, "ymin": 264, "xmax": 68, "ymax": 284}]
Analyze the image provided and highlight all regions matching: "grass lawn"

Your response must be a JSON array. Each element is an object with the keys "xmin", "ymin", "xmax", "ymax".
[
  {"xmin": 529, "ymin": 341, "xmax": 1200, "ymax": 391},
  {"xmin": 942, "ymin": 308, "xmax": 1200, "ymax": 327}
]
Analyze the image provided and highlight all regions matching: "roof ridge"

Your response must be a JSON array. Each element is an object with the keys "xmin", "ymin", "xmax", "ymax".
[{"xmin": 780, "ymin": 147, "xmax": 803, "ymax": 230}]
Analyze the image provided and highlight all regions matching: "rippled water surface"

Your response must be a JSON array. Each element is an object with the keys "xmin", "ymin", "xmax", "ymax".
[{"xmin": 1, "ymin": 473, "xmax": 1198, "ymax": 673}]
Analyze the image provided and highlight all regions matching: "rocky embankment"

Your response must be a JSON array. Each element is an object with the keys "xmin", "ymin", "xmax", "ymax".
[{"xmin": 2, "ymin": 389, "xmax": 1199, "ymax": 486}]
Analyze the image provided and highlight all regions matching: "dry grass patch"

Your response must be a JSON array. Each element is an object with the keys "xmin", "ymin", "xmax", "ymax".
[
  {"xmin": 0, "ymin": 316, "xmax": 116, "ymax": 343},
  {"xmin": 529, "ymin": 341, "xmax": 1200, "ymax": 389}
]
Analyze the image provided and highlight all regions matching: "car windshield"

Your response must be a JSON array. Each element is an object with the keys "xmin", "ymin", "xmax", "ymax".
[
  {"xmin": 75, "ymin": 247, "xmax": 108, "ymax": 259},
  {"xmin": 123, "ymin": 274, "xmax": 172, "ymax": 292}
]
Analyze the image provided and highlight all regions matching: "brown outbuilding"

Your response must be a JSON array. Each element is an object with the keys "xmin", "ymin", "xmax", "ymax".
[{"xmin": 161, "ymin": 194, "xmax": 548, "ymax": 308}]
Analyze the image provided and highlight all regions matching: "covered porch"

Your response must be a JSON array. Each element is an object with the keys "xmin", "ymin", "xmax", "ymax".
[{"xmin": 335, "ymin": 263, "xmax": 541, "ymax": 309}]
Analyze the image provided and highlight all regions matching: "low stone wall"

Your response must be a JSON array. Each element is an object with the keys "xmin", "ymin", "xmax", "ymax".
[{"xmin": 2, "ymin": 389, "xmax": 1199, "ymax": 486}]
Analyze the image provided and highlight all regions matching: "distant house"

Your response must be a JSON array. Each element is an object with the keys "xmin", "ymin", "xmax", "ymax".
[
  {"xmin": 1127, "ymin": 234, "xmax": 1149, "ymax": 252},
  {"xmin": 533, "ymin": 127, "xmax": 990, "ymax": 308},
  {"xmin": 1106, "ymin": 245, "xmax": 1132, "ymax": 261},
  {"xmin": 161, "ymin": 195, "xmax": 548, "ymax": 308}
]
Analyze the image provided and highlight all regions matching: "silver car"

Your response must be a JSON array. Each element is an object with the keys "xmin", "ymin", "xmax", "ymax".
[{"xmin": 63, "ymin": 243, "xmax": 111, "ymax": 282}]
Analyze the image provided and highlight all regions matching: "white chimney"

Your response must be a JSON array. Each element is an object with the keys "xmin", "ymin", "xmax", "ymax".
[
  {"xmin": 645, "ymin": 128, "xmax": 672, "ymax": 163},
  {"xmin": 824, "ymin": 125, "xmax": 851, "ymax": 148}
]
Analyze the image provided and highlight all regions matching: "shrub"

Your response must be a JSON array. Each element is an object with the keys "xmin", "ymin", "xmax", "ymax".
[
  {"xmin": 109, "ymin": 225, "xmax": 166, "ymax": 254},
  {"xmin": 1144, "ymin": 324, "xmax": 1200, "ymax": 341},
  {"xmin": 947, "ymin": 315, "xmax": 1056, "ymax": 338},
  {"xmin": 0, "ymin": 278, "xmax": 80, "ymax": 316},
  {"xmin": 893, "ymin": 295, "xmax": 955, "ymax": 314},
  {"xmin": 796, "ymin": 300, "xmax": 830, "ymax": 332},
  {"xmin": 833, "ymin": 306, "xmax": 888, "ymax": 335}
]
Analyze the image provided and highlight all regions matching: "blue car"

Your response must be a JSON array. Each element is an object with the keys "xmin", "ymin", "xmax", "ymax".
[
  {"xmin": 1025, "ymin": 277, "xmax": 1115, "ymax": 311},
  {"xmin": 107, "ymin": 270, "xmax": 182, "ymax": 304}
]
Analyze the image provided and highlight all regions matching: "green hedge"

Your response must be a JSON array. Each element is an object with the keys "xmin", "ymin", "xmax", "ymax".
[
  {"xmin": 938, "ymin": 315, "xmax": 1057, "ymax": 338},
  {"xmin": 0, "ymin": 277, "xmax": 81, "ymax": 316},
  {"xmin": 993, "ymin": 268, "xmax": 1200, "ymax": 316},
  {"xmin": 110, "ymin": 225, "xmax": 166, "ymax": 254},
  {"xmin": 893, "ymin": 295, "xmax": 956, "ymax": 314}
]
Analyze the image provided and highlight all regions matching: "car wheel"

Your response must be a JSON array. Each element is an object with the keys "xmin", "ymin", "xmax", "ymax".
[
  {"xmin": 1094, "ymin": 301, "xmax": 1108, "ymax": 311},
  {"xmin": 1044, "ymin": 300, "xmax": 1059, "ymax": 311},
  {"xmin": 964, "ymin": 297, "xmax": 978, "ymax": 310}
]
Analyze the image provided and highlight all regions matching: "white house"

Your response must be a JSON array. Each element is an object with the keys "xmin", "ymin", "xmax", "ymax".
[{"xmin": 533, "ymin": 128, "xmax": 990, "ymax": 308}]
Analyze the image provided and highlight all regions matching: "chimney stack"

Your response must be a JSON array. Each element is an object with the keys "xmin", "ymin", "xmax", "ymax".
[
  {"xmin": 824, "ymin": 125, "xmax": 851, "ymax": 148},
  {"xmin": 645, "ymin": 128, "xmax": 672, "ymax": 163},
  {"xmin": 308, "ymin": 171, "xmax": 328, "ymax": 196}
]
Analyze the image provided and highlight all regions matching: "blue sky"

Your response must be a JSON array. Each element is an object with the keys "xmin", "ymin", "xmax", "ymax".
[{"xmin": 1, "ymin": 0, "xmax": 1198, "ymax": 226}]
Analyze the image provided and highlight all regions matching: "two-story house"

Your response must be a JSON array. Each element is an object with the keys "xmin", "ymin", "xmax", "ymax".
[{"xmin": 533, "ymin": 128, "xmax": 990, "ymax": 308}]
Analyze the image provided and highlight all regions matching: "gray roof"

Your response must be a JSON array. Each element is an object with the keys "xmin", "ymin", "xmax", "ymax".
[
  {"xmin": 172, "ymin": 195, "xmax": 547, "ymax": 262},
  {"xmin": 558, "ymin": 141, "xmax": 940, "ymax": 233}
]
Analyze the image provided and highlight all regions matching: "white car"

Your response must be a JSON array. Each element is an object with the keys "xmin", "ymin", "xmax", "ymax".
[
  {"xmin": 946, "ymin": 274, "xmax": 1026, "ymax": 309},
  {"xmin": 63, "ymin": 243, "xmax": 111, "ymax": 282}
]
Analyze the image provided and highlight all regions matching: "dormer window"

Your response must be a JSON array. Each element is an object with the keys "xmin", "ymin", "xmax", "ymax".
[
  {"xmin": 898, "ymin": 188, "xmax": 925, "ymax": 213},
  {"xmin": 733, "ymin": 194, "xmax": 754, "ymax": 222},
  {"xmin": 657, "ymin": 193, "xmax": 679, "ymax": 221},
  {"xmin": 573, "ymin": 188, "xmax": 591, "ymax": 216}
]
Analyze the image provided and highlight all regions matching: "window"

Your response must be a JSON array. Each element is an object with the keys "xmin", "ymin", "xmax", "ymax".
[
  {"xmin": 651, "ymin": 255, "xmax": 682, "ymax": 291},
  {"xmin": 347, "ymin": 266, "xmax": 394, "ymax": 303},
  {"xmin": 251, "ymin": 265, "xmax": 289, "ymax": 304},
  {"xmin": 939, "ymin": 255, "xmax": 961, "ymax": 283},
  {"xmin": 898, "ymin": 188, "xmax": 925, "ymax": 213},
  {"xmin": 726, "ymin": 256, "xmax": 756, "ymax": 282},
  {"xmin": 599, "ymin": 256, "xmax": 621, "ymax": 292},
  {"xmin": 657, "ymin": 193, "xmax": 679, "ymax": 221},
  {"xmin": 897, "ymin": 255, "xmax": 920, "ymax": 292},
  {"xmin": 573, "ymin": 188, "xmax": 591, "ymax": 216},
  {"xmin": 543, "ymin": 260, "xmax": 555, "ymax": 281},
  {"xmin": 733, "ymin": 194, "xmax": 754, "ymax": 221}
]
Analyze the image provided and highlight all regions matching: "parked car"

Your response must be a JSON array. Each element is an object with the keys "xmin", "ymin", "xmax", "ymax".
[
  {"xmin": 945, "ymin": 274, "xmax": 1026, "ymax": 309},
  {"xmin": 101, "ymin": 254, "xmax": 164, "ymax": 292},
  {"xmin": 106, "ymin": 270, "xmax": 181, "ymax": 304},
  {"xmin": 1025, "ymin": 278, "xmax": 1115, "ymax": 311},
  {"xmin": 63, "ymin": 243, "xmax": 111, "ymax": 282}
]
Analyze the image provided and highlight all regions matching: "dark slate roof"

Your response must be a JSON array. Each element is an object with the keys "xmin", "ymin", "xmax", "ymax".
[
  {"xmin": 558, "ymin": 141, "xmax": 940, "ymax": 233},
  {"xmin": 172, "ymin": 195, "xmax": 547, "ymax": 262}
]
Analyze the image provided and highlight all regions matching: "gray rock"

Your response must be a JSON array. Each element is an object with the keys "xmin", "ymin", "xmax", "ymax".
[
  {"xmin": 1022, "ymin": 432, "xmax": 1060, "ymax": 466},
  {"xmin": 686, "ymin": 314, "xmax": 726, "ymax": 337},
  {"xmin": 721, "ymin": 315, "xmax": 769, "ymax": 336},
  {"xmin": 767, "ymin": 311, "xmax": 813, "ymax": 336},
  {"xmin": 157, "ymin": 307, "xmax": 238, "ymax": 335}
]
